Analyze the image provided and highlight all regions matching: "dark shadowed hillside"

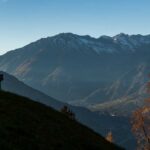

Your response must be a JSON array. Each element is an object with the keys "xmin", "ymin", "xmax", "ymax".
[
  {"xmin": 0, "ymin": 91, "xmax": 123, "ymax": 150},
  {"xmin": 0, "ymin": 71, "xmax": 134, "ymax": 149}
]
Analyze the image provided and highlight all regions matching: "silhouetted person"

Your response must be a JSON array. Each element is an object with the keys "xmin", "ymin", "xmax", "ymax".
[
  {"xmin": 60, "ymin": 105, "xmax": 76, "ymax": 120},
  {"xmin": 0, "ymin": 74, "xmax": 4, "ymax": 91}
]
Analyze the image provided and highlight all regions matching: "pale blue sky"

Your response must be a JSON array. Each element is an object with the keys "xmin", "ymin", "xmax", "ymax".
[{"xmin": 0, "ymin": 0, "xmax": 150, "ymax": 55}]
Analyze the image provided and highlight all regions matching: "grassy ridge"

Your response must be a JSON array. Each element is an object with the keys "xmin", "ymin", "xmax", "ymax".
[{"xmin": 0, "ymin": 91, "xmax": 124, "ymax": 150}]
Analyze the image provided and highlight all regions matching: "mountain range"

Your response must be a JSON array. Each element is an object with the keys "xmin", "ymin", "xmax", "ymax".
[{"xmin": 0, "ymin": 33, "xmax": 149, "ymax": 115}]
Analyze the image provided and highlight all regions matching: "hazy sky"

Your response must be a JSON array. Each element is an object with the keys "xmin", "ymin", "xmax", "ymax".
[{"xmin": 0, "ymin": 0, "xmax": 150, "ymax": 55}]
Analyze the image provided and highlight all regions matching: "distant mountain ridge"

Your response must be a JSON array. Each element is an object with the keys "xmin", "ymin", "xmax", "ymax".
[{"xmin": 0, "ymin": 33, "xmax": 150, "ymax": 115}]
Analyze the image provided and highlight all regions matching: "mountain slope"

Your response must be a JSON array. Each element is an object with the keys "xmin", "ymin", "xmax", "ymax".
[
  {"xmin": 0, "ymin": 91, "xmax": 123, "ymax": 150},
  {"xmin": 0, "ymin": 71, "xmax": 133, "ymax": 149},
  {"xmin": 0, "ymin": 71, "xmax": 65, "ymax": 109},
  {"xmin": 0, "ymin": 33, "xmax": 150, "ymax": 115}
]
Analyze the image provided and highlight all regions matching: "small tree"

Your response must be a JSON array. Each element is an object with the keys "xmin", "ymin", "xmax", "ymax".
[
  {"xmin": 60, "ymin": 105, "xmax": 75, "ymax": 120},
  {"xmin": 106, "ymin": 131, "xmax": 113, "ymax": 143}
]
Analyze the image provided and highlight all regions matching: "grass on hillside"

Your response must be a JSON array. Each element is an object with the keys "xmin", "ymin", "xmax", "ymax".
[{"xmin": 0, "ymin": 91, "xmax": 124, "ymax": 150}]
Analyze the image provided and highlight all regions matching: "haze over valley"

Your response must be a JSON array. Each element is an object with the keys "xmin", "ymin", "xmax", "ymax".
[{"xmin": 0, "ymin": 33, "xmax": 149, "ymax": 116}]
